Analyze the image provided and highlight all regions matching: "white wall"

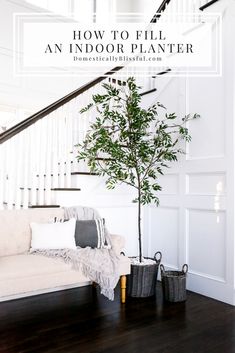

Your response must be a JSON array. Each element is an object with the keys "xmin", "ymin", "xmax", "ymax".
[
  {"xmin": 116, "ymin": 0, "xmax": 133, "ymax": 13},
  {"xmin": 131, "ymin": 0, "xmax": 162, "ymax": 19},
  {"xmin": 116, "ymin": 0, "xmax": 162, "ymax": 15},
  {"xmin": 144, "ymin": 1, "xmax": 235, "ymax": 305}
]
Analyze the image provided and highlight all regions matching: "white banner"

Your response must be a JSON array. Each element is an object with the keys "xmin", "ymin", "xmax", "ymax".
[{"xmin": 14, "ymin": 13, "xmax": 222, "ymax": 77}]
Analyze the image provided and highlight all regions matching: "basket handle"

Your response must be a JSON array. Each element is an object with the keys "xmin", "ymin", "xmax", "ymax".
[
  {"xmin": 160, "ymin": 264, "xmax": 165, "ymax": 273},
  {"xmin": 154, "ymin": 251, "xmax": 162, "ymax": 263},
  {"xmin": 182, "ymin": 264, "xmax": 188, "ymax": 274}
]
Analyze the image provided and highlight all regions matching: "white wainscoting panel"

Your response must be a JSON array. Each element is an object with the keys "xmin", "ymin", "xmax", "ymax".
[
  {"xmin": 187, "ymin": 77, "xmax": 225, "ymax": 160},
  {"xmin": 148, "ymin": 206, "xmax": 179, "ymax": 268},
  {"xmin": 186, "ymin": 209, "xmax": 226, "ymax": 281},
  {"xmin": 186, "ymin": 172, "xmax": 226, "ymax": 196},
  {"xmin": 97, "ymin": 206, "xmax": 139, "ymax": 257},
  {"xmin": 146, "ymin": 1, "xmax": 235, "ymax": 304}
]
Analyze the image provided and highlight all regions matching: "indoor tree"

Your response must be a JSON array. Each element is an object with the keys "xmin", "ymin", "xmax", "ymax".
[{"xmin": 77, "ymin": 77, "xmax": 199, "ymax": 263}]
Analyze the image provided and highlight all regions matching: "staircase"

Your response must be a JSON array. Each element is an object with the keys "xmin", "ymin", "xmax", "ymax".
[{"xmin": 0, "ymin": 0, "xmax": 220, "ymax": 210}]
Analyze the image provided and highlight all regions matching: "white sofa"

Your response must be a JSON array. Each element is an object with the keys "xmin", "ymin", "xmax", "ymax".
[{"xmin": 0, "ymin": 208, "xmax": 130, "ymax": 302}]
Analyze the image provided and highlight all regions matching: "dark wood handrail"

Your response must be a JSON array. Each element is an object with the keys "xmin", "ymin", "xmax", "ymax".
[
  {"xmin": 140, "ymin": 88, "xmax": 157, "ymax": 97},
  {"xmin": 151, "ymin": 0, "xmax": 172, "ymax": 23},
  {"xmin": 200, "ymin": 0, "xmax": 219, "ymax": 11},
  {"xmin": 0, "ymin": 0, "xmax": 172, "ymax": 145}
]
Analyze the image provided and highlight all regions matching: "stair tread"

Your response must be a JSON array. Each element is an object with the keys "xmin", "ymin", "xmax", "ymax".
[
  {"xmin": 20, "ymin": 187, "xmax": 46, "ymax": 191},
  {"xmin": 71, "ymin": 172, "xmax": 98, "ymax": 176},
  {"xmin": 152, "ymin": 68, "xmax": 171, "ymax": 78},
  {"xmin": 95, "ymin": 157, "xmax": 114, "ymax": 161},
  {"xmin": 51, "ymin": 188, "xmax": 81, "ymax": 191},
  {"xmin": 3, "ymin": 202, "xmax": 60, "ymax": 208},
  {"xmin": 20, "ymin": 187, "xmax": 81, "ymax": 191},
  {"xmin": 29, "ymin": 205, "xmax": 60, "ymax": 208},
  {"xmin": 3, "ymin": 202, "xmax": 22, "ymax": 207},
  {"xmin": 58, "ymin": 161, "xmax": 74, "ymax": 165}
]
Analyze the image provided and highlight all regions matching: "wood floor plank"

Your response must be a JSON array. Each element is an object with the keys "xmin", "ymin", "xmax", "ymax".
[{"xmin": 0, "ymin": 284, "xmax": 235, "ymax": 353}]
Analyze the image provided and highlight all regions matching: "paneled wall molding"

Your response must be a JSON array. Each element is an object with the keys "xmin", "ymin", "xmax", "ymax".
[
  {"xmin": 151, "ymin": 196, "xmax": 226, "ymax": 211},
  {"xmin": 146, "ymin": 1, "xmax": 235, "ymax": 304},
  {"xmin": 186, "ymin": 172, "xmax": 226, "ymax": 196},
  {"xmin": 186, "ymin": 154, "xmax": 225, "ymax": 161},
  {"xmin": 184, "ymin": 158, "xmax": 226, "ymax": 173},
  {"xmin": 147, "ymin": 206, "xmax": 180, "ymax": 268},
  {"xmin": 150, "ymin": 198, "xmax": 180, "ymax": 208},
  {"xmin": 189, "ymin": 270, "xmax": 226, "ymax": 284},
  {"xmin": 185, "ymin": 197, "xmax": 226, "ymax": 210},
  {"xmin": 185, "ymin": 208, "xmax": 226, "ymax": 281}
]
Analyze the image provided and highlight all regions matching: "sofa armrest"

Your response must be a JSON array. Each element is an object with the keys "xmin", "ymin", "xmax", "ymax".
[{"xmin": 110, "ymin": 234, "xmax": 125, "ymax": 255}]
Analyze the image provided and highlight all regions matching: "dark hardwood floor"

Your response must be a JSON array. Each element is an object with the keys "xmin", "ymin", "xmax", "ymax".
[{"xmin": 0, "ymin": 284, "xmax": 235, "ymax": 353}]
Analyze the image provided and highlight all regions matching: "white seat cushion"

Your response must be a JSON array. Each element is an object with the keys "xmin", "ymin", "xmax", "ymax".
[
  {"xmin": 0, "ymin": 254, "xmax": 73, "ymax": 280},
  {"xmin": 0, "ymin": 254, "xmax": 130, "ymax": 299}
]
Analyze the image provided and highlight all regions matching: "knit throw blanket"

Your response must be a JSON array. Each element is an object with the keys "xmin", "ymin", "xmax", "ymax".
[{"xmin": 30, "ymin": 206, "xmax": 120, "ymax": 300}]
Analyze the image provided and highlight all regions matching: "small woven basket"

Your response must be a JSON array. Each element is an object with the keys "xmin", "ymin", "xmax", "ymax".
[
  {"xmin": 160, "ymin": 264, "xmax": 188, "ymax": 302},
  {"xmin": 127, "ymin": 252, "xmax": 162, "ymax": 298}
]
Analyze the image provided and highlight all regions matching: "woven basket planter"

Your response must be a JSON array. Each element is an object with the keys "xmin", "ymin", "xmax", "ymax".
[
  {"xmin": 127, "ymin": 252, "xmax": 162, "ymax": 298},
  {"xmin": 160, "ymin": 264, "xmax": 188, "ymax": 302}
]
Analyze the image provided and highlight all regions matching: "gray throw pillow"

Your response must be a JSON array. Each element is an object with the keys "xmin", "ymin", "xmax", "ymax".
[{"xmin": 75, "ymin": 218, "xmax": 106, "ymax": 249}]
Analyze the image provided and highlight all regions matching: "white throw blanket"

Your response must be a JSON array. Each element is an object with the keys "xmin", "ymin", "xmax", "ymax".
[
  {"xmin": 64, "ymin": 206, "xmax": 100, "ymax": 220},
  {"xmin": 30, "ymin": 206, "xmax": 120, "ymax": 300}
]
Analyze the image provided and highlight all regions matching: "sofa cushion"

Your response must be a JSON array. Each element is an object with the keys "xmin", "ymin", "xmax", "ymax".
[
  {"xmin": 0, "ymin": 254, "xmax": 90, "ymax": 298},
  {"xmin": 30, "ymin": 218, "xmax": 76, "ymax": 250},
  {"xmin": 109, "ymin": 234, "xmax": 125, "ymax": 255},
  {"xmin": 0, "ymin": 254, "xmax": 131, "ymax": 299},
  {"xmin": 0, "ymin": 208, "xmax": 64, "ymax": 256},
  {"xmin": 75, "ymin": 219, "xmax": 106, "ymax": 249},
  {"xmin": 0, "ymin": 253, "xmax": 131, "ymax": 282},
  {"xmin": 0, "ymin": 254, "xmax": 73, "ymax": 280}
]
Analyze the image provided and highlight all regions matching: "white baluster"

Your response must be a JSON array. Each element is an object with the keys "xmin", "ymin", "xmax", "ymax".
[
  {"xmin": 65, "ymin": 102, "xmax": 73, "ymax": 187},
  {"xmin": 0, "ymin": 144, "xmax": 4, "ymax": 209},
  {"xmin": 58, "ymin": 108, "xmax": 65, "ymax": 188},
  {"xmin": 71, "ymin": 96, "xmax": 80, "ymax": 169},
  {"xmin": 29, "ymin": 124, "xmax": 38, "ymax": 206},
  {"xmin": 22, "ymin": 130, "xmax": 29, "ymax": 209},
  {"xmin": 14, "ymin": 134, "xmax": 23, "ymax": 209},
  {"xmin": 45, "ymin": 116, "xmax": 52, "ymax": 205},
  {"xmin": 38, "ymin": 119, "xmax": 46, "ymax": 205},
  {"xmin": 8, "ymin": 140, "xmax": 15, "ymax": 209},
  {"xmin": 52, "ymin": 115, "xmax": 59, "ymax": 189},
  {"xmin": 1, "ymin": 143, "xmax": 7, "ymax": 208}
]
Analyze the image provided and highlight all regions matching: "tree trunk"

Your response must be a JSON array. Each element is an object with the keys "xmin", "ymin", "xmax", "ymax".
[{"xmin": 138, "ymin": 187, "xmax": 142, "ymax": 263}]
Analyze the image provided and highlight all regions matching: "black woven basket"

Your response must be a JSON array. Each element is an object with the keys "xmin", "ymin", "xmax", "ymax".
[
  {"xmin": 127, "ymin": 252, "xmax": 162, "ymax": 298},
  {"xmin": 160, "ymin": 264, "xmax": 188, "ymax": 302}
]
